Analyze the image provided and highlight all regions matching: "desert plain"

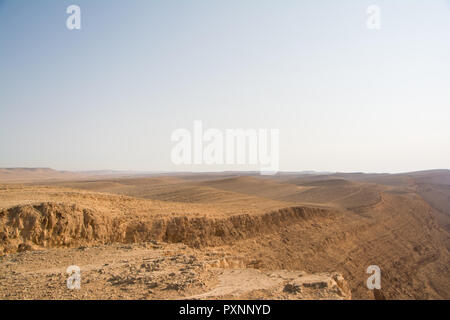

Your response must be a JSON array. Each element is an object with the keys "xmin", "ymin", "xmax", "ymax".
[{"xmin": 0, "ymin": 168, "xmax": 449, "ymax": 300}]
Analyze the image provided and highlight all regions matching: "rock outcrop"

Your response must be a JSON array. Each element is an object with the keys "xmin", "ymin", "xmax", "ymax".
[{"xmin": 0, "ymin": 202, "xmax": 333, "ymax": 254}]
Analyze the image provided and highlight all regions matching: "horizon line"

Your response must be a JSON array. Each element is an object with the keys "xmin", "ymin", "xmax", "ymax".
[{"xmin": 0, "ymin": 167, "xmax": 449, "ymax": 176}]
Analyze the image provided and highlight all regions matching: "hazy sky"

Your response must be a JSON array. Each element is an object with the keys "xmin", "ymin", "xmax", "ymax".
[{"xmin": 1, "ymin": 0, "xmax": 449, "ymax": 173}]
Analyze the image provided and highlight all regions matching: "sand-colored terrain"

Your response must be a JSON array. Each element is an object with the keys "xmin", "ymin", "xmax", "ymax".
[
  {"xmin": 0, "ymin": 169, "xmax": 449, "ymax": 299},
  {"xmin": 0, "ymin": 242, "xmax": 350, "ymax": 300}
]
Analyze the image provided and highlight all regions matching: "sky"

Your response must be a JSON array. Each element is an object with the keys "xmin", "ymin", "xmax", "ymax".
[{"xmin": 0, "ymin": 0, "xmax": 449, "ymax": 173}]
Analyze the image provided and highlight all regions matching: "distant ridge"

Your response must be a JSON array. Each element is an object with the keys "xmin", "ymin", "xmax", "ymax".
[
  {"xmin": 1, "ymin": 167, "xmax": 449, "ymax": 184},
  {"xmin": 0, "ymin": 168, "xmax": 84, "ymax": 183}
]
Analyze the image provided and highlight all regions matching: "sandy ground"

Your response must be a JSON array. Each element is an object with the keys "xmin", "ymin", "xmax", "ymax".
[
  {"xmin": 0, "ymin": 169, "xmax": 449, "ymax": 299},
  {"xmin": 0, "ymin": 242, "xmax": 350, "ymax": 300}
]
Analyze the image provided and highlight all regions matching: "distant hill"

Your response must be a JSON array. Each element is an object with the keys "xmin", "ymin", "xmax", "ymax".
[{"xmin": 0, "ymin": 168, "xmax": 85, "ymax": 183}]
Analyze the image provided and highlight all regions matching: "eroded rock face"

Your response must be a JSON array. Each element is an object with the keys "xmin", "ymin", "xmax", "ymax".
[
  {"xmin": 0, "ymin": 203, "xmax": 112, "ymax": 254},
  {"xmin": 0, "ymin": 202, "xmax": 333, "ymax": 255},
  {"xmin": 332, "ymin": 273, "xmax": 352, "ymax": 298}
]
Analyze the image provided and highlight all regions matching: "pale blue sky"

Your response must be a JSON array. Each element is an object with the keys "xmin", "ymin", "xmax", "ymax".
[{"xmin": 0, "ymin": 0, "xmax": 449, "ymax": 173}]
